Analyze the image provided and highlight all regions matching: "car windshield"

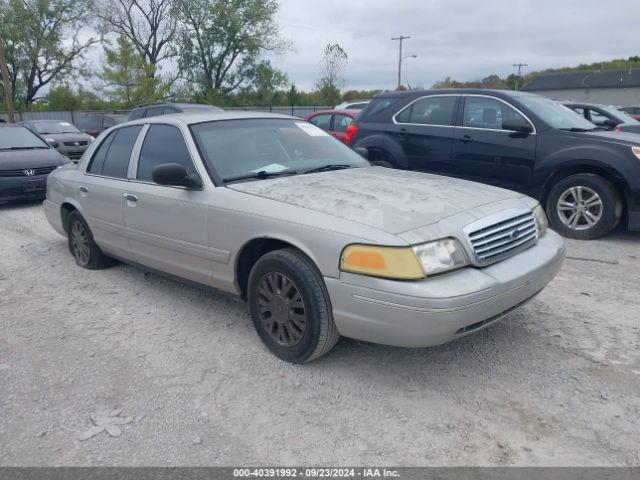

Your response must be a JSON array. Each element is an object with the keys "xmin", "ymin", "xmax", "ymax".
[
  {"xmin": 601, "ymin": 105, "xmax": 639, "ymax": 124},
  {"xmin": 31, "ymin": 121, "xmax": 81, "ymax": 134},
  {"xmin": 0, "ymin": 127, "xmax": 49, "ymax": 151},
  {"xmin": 191, "ymin": 118, "xmax": 370, "ymax": 182},
  {"xmin": 519, "ymin": 96, "xmax": 597, "ymax": 130}
]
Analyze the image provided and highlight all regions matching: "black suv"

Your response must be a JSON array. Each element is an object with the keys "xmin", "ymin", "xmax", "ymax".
[
  {"xmin": 128, "ymin": 102, "xmax": 223, "ymax": 120},
  {"xmin": 348, "ymin": 89, "xmax": 640, "ymax": 239}
]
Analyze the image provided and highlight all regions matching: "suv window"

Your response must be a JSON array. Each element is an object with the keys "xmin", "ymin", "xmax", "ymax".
[
  {"xmin": 462, "ymin": 96, "xmax": 527, "ymax": 130},
  {"xmin": 103, "ymin": 116, "xmax": 116, "ymax": 128},
  {"xmin": 88, "ymin": 126, "xmax": 142, "ymax": 178},
  {"xmin": 144, "ymin": 106, "xmax": 165, "ymax": 118},
  {"xmin": 396, "ymin": 96, "xmax": 457, "ymax": 126},
  {"xmin": 129, "ymin": 108, "xmax": 144, "ymax": 120},
  {"xmin": 333, "ymin": 114, "xmax": 353, "ymax": 132},
  {"xmin": 79, "ymin": 116, "xmax": 101, "ymax": 130},
  {"xmin": 308, "ymin": 114, "xmax": 332, "ymax": 131},
  {"xmin": 137, "ymin": 124, "xmax": 195, "ymax": 182}
]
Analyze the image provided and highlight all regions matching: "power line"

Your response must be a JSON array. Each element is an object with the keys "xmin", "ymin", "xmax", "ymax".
[
  {"xmin": 512, "ymin": 63, "xmax": 528, "ymax": 90},
  {"xmin": 392, "ymin": 35, "xmax": 411, "ymax": 89}
]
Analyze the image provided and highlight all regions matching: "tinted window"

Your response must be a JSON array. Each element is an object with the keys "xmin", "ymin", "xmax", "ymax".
[
  {"xmin": 129, "ymin": 108, "xmax": 144, "ymax": 120},
  {"xmin": 137, "ymin": 124, "xmax": 195, "ymax": 182},
  {"xmin": 396, "ymin": 96, "xmax": 457, "ymax": 126},
  {"xmin": 103, "ymin": 116, "xmax": 116, "ymax": 128},
  {"xmin": 308, "ymin": 114, "xmax": 332, "ymax": 130},
  {"xmin": 144, "ymin": 107, "xmax": 165, "ymax": 118},
  {"xmin": 333, "ymin": 114, "xmax": 353, "ymax": 132},
  {"xmin": 79, "ymin": 116, "xmax": 101, "ymax": 130},
  {"xmin": 462, "ymin": 96, "xmax": 527, "ymax": 130},
  {"xmin": 88, "ymin": 126, "xmax": 141, "ymax": 178}
]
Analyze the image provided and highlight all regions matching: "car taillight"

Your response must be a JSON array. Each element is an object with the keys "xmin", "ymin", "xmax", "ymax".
[
  {"xmin": 615, "ymin": 126, "xmax": 622, "ymax": 132},
  {"xmin": 345, "ymin": 124, "xmax": 358, "ymax": 144}
]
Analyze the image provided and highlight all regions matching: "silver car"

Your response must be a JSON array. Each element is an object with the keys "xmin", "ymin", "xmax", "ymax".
[
  {"xmin": 43, "ymin": 112, "xmax": 565, "ymax": 363},
  {"xmin": 19, "ymin": 120, "xmax": 95, "ymax": 162}
]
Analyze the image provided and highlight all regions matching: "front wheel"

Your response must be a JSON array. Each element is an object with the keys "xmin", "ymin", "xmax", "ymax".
[
  {"xmin": 247, "ymin": 248, "xmax": 340, "ymax": 363},
  {"xmin": 546, "ymin": 174, "xmax": 622, "ymax": 240}
]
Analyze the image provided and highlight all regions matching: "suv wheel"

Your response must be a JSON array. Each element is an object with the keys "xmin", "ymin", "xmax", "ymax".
[
  {"xmin": 369, "ymin": 149, "xmax": 396, "ymax": 168},
  {"xmin": 67, "ymin": 211, "xmax": 114, "ymax": 269},
  {"xmin": 247, "ymin": 248, "xmax": 340, "ymax": 363},
  {"xmin": 546, "ymin": 174, "xmax": 622, "ymax": 240}
]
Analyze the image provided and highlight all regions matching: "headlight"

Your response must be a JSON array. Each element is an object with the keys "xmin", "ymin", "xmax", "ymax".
[
  {"xmin": 632, "ymin": 146, "xmax": 640, "ymax": 159},
  {"xmin": 88, "ymin": 135, "xmax": 95, "ymax": 141},
  {"xmin": 340, "ymin": 238, "xmax": 469, "ymax": 280},
  {"xmin": 533, "ymin": 204, "xmax": 548, "ymax": 235},
  {"xmin": 413, "ymin": 238, "xmax": 469, "ymax": 276}
]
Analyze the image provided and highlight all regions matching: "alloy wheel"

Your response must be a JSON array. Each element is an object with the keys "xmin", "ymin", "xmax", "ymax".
[
  {"xmin": 70, "ymin": 220, "xmax": 91, "ymax": 265},
  {"xmin": 256, "ymin": 272, "xmax": 307, "ymax": 347},
  {"xmin": 556, "ymin": 186, "xmax": 603, "ymax": 231}
]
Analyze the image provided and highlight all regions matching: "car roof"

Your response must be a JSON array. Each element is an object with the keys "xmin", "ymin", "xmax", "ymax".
[
  {"xmin": 373, "ymin": 88, "xmax": 536, "ymax": 99},
  {"xmin": 309, "ymin": 109, "xmax": 358, "ymax": 115},
  {"xmin": 121, "ymin": 111, "xmax": 297, "ymax": 127}
]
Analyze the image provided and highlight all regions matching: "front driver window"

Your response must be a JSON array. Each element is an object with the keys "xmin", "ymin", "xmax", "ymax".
[
  {"xmin": 463, "ymin": 97, "xmax": 528, "ymax": 130},
  {"xmin": 137, "ymin": 124, "xmax": 196, "ymax": 182}
]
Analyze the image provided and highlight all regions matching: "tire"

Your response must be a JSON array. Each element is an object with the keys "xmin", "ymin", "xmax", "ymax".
[
  {"xmin": 546, "ymin": 174, "xmax": 622, "ymax": 240},
  {"xmin": 247, "ymin": 248, "xmax": 340, "ymax": 363},
  {"xmin": 67, "ymin": 211, "xmax": 114, "ymax": 269},
  {"xmin": 369, "ymin": 149, "xmax": 397, "ymax": 168}
]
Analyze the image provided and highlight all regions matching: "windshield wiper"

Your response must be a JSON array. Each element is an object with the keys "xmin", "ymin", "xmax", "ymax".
[
  {"xmin": 559, "ymin": 127, "xmax": 596, "ymax": 132},
  {"xmin": 222, "ymin": 169, "xmax": 298, "ymax": 183},
  {"xmin": 0, "ymin": 146, "xmax": 49, "ymax": 151},
  {"xmin": 303, "ymin": 164, "xmax": 354, "ymax": 174}
]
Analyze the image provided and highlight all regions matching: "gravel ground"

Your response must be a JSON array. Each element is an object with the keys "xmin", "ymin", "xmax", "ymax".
[{"xmin": 0, "ymin": 202, "xmax": 639, "ymax": 466}]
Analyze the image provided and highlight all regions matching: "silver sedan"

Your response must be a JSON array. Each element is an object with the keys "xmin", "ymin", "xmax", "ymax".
[{"xmin": 44, "ymin": 112, "xmax": 565, "ymax": 362}]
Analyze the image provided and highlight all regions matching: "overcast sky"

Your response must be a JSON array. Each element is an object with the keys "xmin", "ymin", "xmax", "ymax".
[{"xmin": 268, "ymin": 0, "xmax": 639, "ymax": 91}]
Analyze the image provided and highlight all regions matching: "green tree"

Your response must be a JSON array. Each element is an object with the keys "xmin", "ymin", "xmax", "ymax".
[
  {"xmin": 245, "ymin": 61, "xmax": 289, "ymax": 106},
  {"xmin": 0, "ymin": 0, "xmax": 99, "ymax": 106},
  {"xmin": 177, "ymin": 0, "xmax": 283, "ymax": 97},
  {"xmin": 316, "ymin": 43, "xmax": 347, "ymax": 105}
]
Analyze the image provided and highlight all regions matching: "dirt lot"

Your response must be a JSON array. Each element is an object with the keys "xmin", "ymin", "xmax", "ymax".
[{"xmin": 0, "ymin": 201, "xmax": 639, "ymax": 466}]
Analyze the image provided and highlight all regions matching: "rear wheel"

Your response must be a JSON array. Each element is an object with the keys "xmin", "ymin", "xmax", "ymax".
[
  {"xmin": 247, "ymin": 248, "xmax": 340, "ymax": 363},
  {"xmin": 67, "ymin": 211, "xmax": 114, "ymax": 269},
  {"xmin": 369, "ymin": 149, "xmax": 397, "ymax": 168},
  {"xmin": 546, "ymin": 174, "xmax": 622, "ymax": 240}
]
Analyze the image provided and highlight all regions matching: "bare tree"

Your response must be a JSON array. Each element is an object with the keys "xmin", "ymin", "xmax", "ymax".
[
  {"xmin": 316, "ymin": 43, "xmax": 347, "ymax": 105},
  {"xmin": 99, "ymin": 0, "xmax": 179, "ymax": 83}
]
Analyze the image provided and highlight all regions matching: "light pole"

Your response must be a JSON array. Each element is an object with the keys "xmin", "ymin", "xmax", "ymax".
[
  {"xmin": 392, "ymin": 35, "xmax": 411, "ymax": 89},
  {"xmin": 512, "ymin": 63, "xmax": 528, "ymax": 91},
  {"xmin": 401, "ymin": 54, "xmax": 417, "ymax": 88}
]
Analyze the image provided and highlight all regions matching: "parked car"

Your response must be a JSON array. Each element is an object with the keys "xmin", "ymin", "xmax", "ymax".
[
  {"xmin": 335, "ymin": 99, "xmax": 371, "ymax": 110},
  {"xmin": 349, "ymin": 89, "xmax": 640, "ymax": 240},
  {"xmin": 0, "ymin": 125, "xmax": 68, "ymax": 204},
  {"xmin": 562, "ymin": 102, "xmax": 640, "ymax": 134},
  {"xmin": 77, "ymin": 113, "xmax": 128, "ymax": 138},
  {"xmin": 619, "ymin": 106, "xmax": 640, "ymax": 121},
  {"xmin": 19, "ymin": 119, "xmax": 95, "ymax": 162},
  {"xmin": 128, "ymin": 102, "xmax": 223, "ymax": 121},
  {"xmin": 304, "ymin": 109, "xmax": 358, "ymax": 143},
  {"xmin": 43, "ymin": 112, "xmax": 564, "ymax": 362}
]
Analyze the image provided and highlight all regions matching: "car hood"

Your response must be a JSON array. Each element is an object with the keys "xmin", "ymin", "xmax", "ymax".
[
  {"xmin": 617, "ymin": 123, "xmax": 640, "ymax": 133},
  {"xmin": 577, "ymin": 129, "xmax": 640, "ymax": 145},
  {"xmin": 0, "ymin": 148, "xmax": 66, "ymax": 169},
  {"xmin": 227, "ymin": 167, "xmax": 530, "ymax": 235},
  {"xmin": 40, "ymin": 132, "xmax": 92, "ymax": 142}
]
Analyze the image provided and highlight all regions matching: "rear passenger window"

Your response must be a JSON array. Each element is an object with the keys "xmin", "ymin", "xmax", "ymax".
[
  {"xmin": 87, "ymin": 126, "xmax": 142, "ymax": 178},
  {"xmin": 395, "ymin": 96, "xmax": 457, "ymax": 126},
  {"xmin": 136, "ymin": 124, "xmax": 195, "ymax": 182},
  {"xmin": 333, "ymin": 114, "xmax": 353, "ymax": 132},
  {"xmin": 308, "ymin": 114, "xmax": 332, "ymax": 131},
  {"xmin": 462, "ymin": 97, "xmax": 527, "ymax": 130}
]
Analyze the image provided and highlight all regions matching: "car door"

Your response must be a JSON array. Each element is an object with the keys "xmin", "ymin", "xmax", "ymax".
[
  {"xmin": 386, "ymin": 95, "xmax": 458, "ymax": 172},
  {"xmin": 123, "ymin": 123, "xmax": 216, "ymax": 286},
  {"xmin": 331, "ymin": 113, "xmax": 354, "ymax": 143},
  {"xmin": 451, "ymin": 95, "xmax": 536, "ymax": 192},
  {"xmin": 79, "ymin": 125, "xmax": 143, "ymax": 259}
]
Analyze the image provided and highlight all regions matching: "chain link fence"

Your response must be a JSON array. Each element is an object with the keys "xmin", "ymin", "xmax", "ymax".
[{"xmin": 0, "ymin": 106, "xmax": 331, "ymax": 123}]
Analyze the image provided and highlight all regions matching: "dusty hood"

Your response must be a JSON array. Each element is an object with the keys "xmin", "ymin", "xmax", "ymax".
[{"xmin": 227, "ymin": 167, "xmax": 529, "ymax": 235}]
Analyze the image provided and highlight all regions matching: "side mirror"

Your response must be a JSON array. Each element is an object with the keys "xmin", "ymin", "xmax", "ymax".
[
  {"xmin": 602, "ymin": 118, "xmax": 618, "ymax": 129},
  {"xmin": 502, "ymin": 118, "xmax": 533, "ymax": 133},
  {"xmin": 152, "ymin": 163, "xmax": 202, "ymax": 189},
  {"xmin": 354, "ymin": 147, "xmax": 369, "ymax": 159}
]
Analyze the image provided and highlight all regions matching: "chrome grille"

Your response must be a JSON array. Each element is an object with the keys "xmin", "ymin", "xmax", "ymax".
[
  {"xmin": 465, "ymin": 210, "xmax": 538, "ymax": 266},
  {"xmin": 0, "ymin": 166, "xmax": 57, "ymax": 177},
  {"xmin": 63, "ymin": 141, "xmax": 88, "ymax": 147}
]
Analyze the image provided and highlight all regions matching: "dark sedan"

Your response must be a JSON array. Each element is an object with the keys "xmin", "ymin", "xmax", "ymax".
[
  {"xmin": 563, "ymin": 102, "xmax": 640, "ymax": 134},
  {"xmin": 19, "ymin": 119, "xmax": 95, "ymax": 161},
  {"xmin": 0, "ymin": 126, "xmax": 68, "ymax": 204}
]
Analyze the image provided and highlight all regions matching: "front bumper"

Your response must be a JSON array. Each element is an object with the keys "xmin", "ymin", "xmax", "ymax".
[
  {"xmin": 0, "ymin": 175, "xmax": 48, "ymax": 205},
  {"xmin": 56, "ymin": 145, "xmax": 88, "ymax": 162},
  {"xmin": 325, "ymin": 230, "xmax": 565, "ymax": 348}
]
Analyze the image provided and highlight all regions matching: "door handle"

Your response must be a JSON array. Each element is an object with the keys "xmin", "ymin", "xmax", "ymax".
[
  {"xmin": 461, "ymin": 135, "xmax": 473, "ymax": 144},
  {"xmin": 396, "ymin": 127, "xmax": 408, "ymax": 136},
  {"xmin": 123, "ymin": 193, "xmax": 138, "ymax": 202},
  {"xmin": 79, "ymin": 185, "xmax": 88, "ymax": 193}
]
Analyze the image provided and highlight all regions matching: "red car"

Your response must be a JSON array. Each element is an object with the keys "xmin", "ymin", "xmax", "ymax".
[{"xmin": 303, "ymin": 109, "xmax": 358, "ymax": 143}]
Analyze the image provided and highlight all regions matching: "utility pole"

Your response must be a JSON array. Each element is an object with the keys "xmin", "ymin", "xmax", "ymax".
[
  {"xmin": 512, "ymin": 63, "xmax": 528, "ymax": 91},
  {"xmin": 0, "ymin": 37, "xmax": 16, "ymax": 123},
  {"xmin": 392, "ymin": 35, "xmax": 410, "ymax": 90}
]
